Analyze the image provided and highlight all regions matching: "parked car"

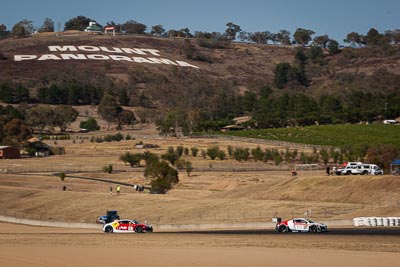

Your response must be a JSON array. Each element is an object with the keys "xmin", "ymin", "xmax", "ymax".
[
  {"xmin": 276, "ymin": 218, "xmax": 327, "ymax": 233},
  {"xmin": 335, "ymin": 162, "xmax": 362, "ymax": 175},
  {"xmin": 351, "ymin": 164, "xmax": 383, "ymax": 175},
  {"xmin": 96, "ymin": 210, "xmax": 120, "ymax": 224},
  {"xmin": 335, "ymin": 162, "xmax": 383, "ymax": 175},
  {"xmin": 103, "ymin": 219, "xmax": 153, "ymax": 233}
]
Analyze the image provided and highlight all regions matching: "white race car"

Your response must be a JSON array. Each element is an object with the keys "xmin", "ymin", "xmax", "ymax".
[
  {"xmin": 276, "ymin": 218, "xmax": 327, "ymax": 233},
  {"xmin": 103, "ymin": 219, "xmax": 153, "ymax": 233}
]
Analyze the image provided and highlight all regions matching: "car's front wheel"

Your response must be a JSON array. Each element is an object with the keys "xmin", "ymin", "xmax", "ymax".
[
  {"xmin": 309, "ymin": 225, "xmax": 318, "ymax": 233},
  {"xmin": 105, "ymin": 226, "xmax": 113, "ymax": 233},
  {"xmin": 135, "ymin": 226, "xmax": 143, "ymax": 233}
]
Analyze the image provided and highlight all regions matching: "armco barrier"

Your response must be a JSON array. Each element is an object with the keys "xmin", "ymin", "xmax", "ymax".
[
  {"xmin": 0, "ymin": 215, "xmax": 353, "ymax": 231},
  {"xmin": 353, "ymin": 217, "xmax": 400, "ymax": 227}
]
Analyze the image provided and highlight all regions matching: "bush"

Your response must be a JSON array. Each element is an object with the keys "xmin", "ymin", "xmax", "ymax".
[
  {"xmin": 184, "ymin": 147, "xmax": 189, "ymax": 156},
  {"xmin": 185, "ymin": 161, "xmax": 193, "ymax": 176},
  {"xmin": 251, "ymin": 146, "xmax": 265, "ymax": 162},
  {"xmin": 207, "ymin": 146, "xmax": 220, "ymax": 160},
  {"xmin": 119, "ymin": 152, "xmax": 143, "ymax": 167},
  {"xmin": 59, "ymin": 172, "xmax": 66, "ymax": 181},
  {"xmin": 162, "ymin": 147, "xmax": 180, "ymax": 165},
  {"xmin": 191, "ymin": 147, "xmax": 199, "ymax": 157},
  {"xmin": 217, "ymin": 150, "xmax": 226, "ymax": 160},
  {"xmin": 102, "ymin": 164, "xmax": 113, "ymax": 174},
  {"xmin": 233, "ymin": 147, "xmax": 250, "ymax": 162},
  {"xmin": 79, "ymin": 117, "xmax": 100, "ymax": 131},
  {"xmin": 176, "ymin": 146, "xmax": 184, "ymax": 157}
]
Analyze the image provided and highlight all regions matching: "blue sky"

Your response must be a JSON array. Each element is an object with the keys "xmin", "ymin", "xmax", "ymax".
[{"xmin": 2, "ymin": 0, "xmax": 399, "ymax": 43}]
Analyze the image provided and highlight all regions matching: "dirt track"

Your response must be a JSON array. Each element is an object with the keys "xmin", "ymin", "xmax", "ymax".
[{"xmin": 1, "ymin": 222, "xmax": 399, "ymax": 267}]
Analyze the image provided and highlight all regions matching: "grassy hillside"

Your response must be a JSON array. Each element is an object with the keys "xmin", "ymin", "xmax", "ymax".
[
  {"xmin": 222, "ymin": 124, "xmax": 400, "ymax": 148},
  {"xmin": 1, "ymin": 133, "xmax": 399, "ymax": 225}
]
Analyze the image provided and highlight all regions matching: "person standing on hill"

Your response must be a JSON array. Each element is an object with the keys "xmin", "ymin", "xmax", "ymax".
[{"xmin": 116, "ymin": 184, "xmax": 121, "ymax": 195}]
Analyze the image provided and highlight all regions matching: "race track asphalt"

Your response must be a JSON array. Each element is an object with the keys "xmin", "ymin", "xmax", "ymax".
[{"xmin": 165, "ymin": 227, "xmax": 400, "ymax": 236}]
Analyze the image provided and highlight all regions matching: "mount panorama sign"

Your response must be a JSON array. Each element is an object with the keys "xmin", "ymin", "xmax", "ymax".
[{"xmin": 13, "ymin": 45, "xmax": 200, "ymax": 69}]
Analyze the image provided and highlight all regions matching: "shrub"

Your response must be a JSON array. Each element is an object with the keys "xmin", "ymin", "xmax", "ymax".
[
  {"xmin": 162, "ymin": 147, "xmax": 180, "ymax": 165},
  {"xmin": 233, "ymin": 147, "xmax": 250, "ymax": 162},
  {"xmin": 79, "ymin": 117, "xmax": 100, "ymax": 131},
  {"xmin": 217, "ymin": 150, "xmax": 226, "ymax": 160},
  {"xmin": 176, "ymin": 146, "xmax": 184, "ymax": 157},
  {"xmin": 207, "ymin": 146, "xmax": 220, "ymax": 160},
  {"xmin": 119, "ymin": 152, "xmax": 143, "ymax": 167},
  {"xmin": 185, "ymin": 161, "xmax": 193, "ymax": 176},
  {"xmin": 102, "ymin": 164, "xmax": 113, "ymax": 174},
  {"xmin": 114, "ymin": 132, "xmax": 124, "ymax": 141},
  {"xmin": 59, "ymin": 172, "xmax": 66, "ymax": 181},
  {"xmin": 184, "ymin": 147, "xmax": 189, "ymax": 156},
  {"xmin": 251, "ymin": 146, "xmax": 265, "ymax": 162},
  {"xmin": 191, "ymin": 147, "xmax": 199, "ymax": 157}
]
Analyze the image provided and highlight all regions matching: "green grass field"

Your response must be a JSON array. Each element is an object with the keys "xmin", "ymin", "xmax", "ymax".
[{"xmin": 222, "ymin": 124, "xmax": 400, "ymax": 148}]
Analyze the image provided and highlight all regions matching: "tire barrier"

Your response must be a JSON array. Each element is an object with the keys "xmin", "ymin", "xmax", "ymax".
[{"xmin": 353, "ymin": 217, "xmax": 400, "ymax": 227}]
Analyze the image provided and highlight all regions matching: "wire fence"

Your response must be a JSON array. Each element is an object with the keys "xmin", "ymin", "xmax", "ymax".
[
  {"xmin": 147, "ymin": 203, "xmax": 400, "ymax": 225},
  {"xmin": 193, "ymin": 133, "xmax": 332, "ymax": 150}
]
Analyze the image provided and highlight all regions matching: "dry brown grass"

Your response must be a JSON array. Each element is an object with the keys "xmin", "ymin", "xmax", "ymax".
[{"xmin": 1, "ymin": 127, "xmax": 399, "ymax": 225}]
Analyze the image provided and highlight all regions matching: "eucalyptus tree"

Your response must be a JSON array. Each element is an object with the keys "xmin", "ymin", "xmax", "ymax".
[
  {"xmin": 225, "ymin": 22, "xmax": 241, "ymax": 40},
  {"xmin": 293, "ymin": 28, "xmax": 315, "ymax": 46}
]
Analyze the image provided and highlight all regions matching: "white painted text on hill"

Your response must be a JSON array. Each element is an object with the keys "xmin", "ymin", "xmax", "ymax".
[{"xmin": 14, "ymin": 45, "xmax": 199, "ymax": 68}]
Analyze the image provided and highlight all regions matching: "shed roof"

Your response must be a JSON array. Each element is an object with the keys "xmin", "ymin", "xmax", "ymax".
[{"xmin": 391, "ymin": 159, "xmax": 400, "ymax": 165}]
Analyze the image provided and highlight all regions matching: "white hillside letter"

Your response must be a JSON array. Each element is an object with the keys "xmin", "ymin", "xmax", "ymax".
[{"xmin": 14, "ymin": 55, "xmax": 37, "ymax": 61}]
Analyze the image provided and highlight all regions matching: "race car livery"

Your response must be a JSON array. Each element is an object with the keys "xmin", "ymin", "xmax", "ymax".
[
  {"xmin": 276, "ymin": 218, "xmax": 327, "ymax": 233},
  {"xmin": 103, "ymin": 219, "xmax": 153, "ymax": 233}
]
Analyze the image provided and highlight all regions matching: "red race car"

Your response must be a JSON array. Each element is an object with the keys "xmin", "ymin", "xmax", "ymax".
[{"xmin": 103, "ymin": 219, "xmax": 153, "ymax": 233}]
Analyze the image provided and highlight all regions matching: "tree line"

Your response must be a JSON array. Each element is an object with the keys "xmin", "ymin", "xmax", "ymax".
[
  {"xmin": 2, "ymin": 72, "xmax": 399, "ymax": 142},
  {"xmin": 1, "ymin": 16, "xmax": 400, "ymax": 48},
  {"xmin": 155, "ymin": 87, "xmax": 400, "ymax": 135}
]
